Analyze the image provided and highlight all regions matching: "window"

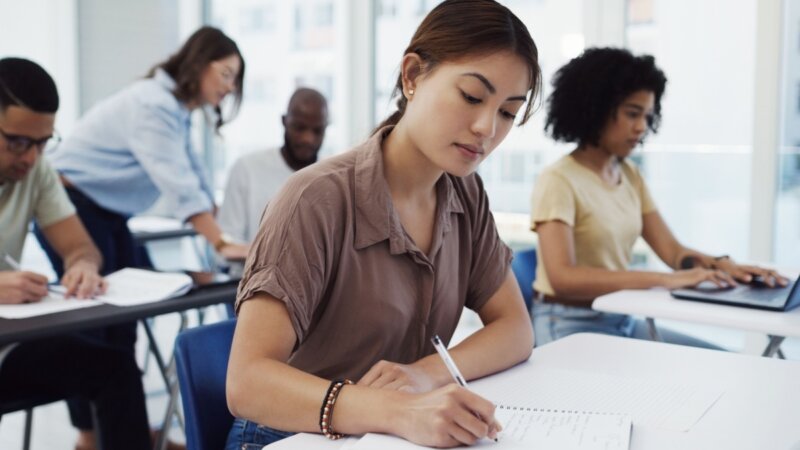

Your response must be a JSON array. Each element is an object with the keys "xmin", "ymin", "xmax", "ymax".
[
  {"xmin": 209, "ymin": 0, "xmax": 345, "ymax": 193},
  {"xmin": 776, "ymin": 0, "xmax": 800, "ymax": 266},
  {"xmin": 625, "ymin": 0, "xmax": 758, "ymax": 262},
  {"xmin": 239, "ymin": 5, "xmax": 277, "ymax": 34}
]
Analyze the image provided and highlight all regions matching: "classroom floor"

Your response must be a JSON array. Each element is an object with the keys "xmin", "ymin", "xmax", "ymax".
[{"xmin": 1, "ymin": 306, "xmax": 798, "ymax": 450}]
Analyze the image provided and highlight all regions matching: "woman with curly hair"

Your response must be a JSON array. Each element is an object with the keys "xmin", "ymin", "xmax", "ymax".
[{"xmin": 529, "ymin": 47, "xmax": 787, "ymax": 347}]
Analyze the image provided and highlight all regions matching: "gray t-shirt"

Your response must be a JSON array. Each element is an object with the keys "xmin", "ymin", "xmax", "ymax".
[
  {"xmin": 236, "ymin": 127, "xmax": 512, "ymax": 381},
  {"xmin": 0, "ymin": 157, "xmax": 75, "ymax": 268},
  {"xmin": 0, "ymin": 157, "xmax": 75, "ymax": 369}
]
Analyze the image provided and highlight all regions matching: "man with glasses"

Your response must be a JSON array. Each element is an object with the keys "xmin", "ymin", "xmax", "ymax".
[
  {"xmin": 0, "ymin": 57, "xmax": 151, "ymax": 450},
  {"xmin": 218, "ymin": 87, "xmax": 328, "ymax": 245}
]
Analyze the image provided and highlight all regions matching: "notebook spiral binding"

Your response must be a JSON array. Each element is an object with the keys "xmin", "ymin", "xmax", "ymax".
[{"xmin": 497, "ymin": 405, "xmax": 618, "ymax": 415}]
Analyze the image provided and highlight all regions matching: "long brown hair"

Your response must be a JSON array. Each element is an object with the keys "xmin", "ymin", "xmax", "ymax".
[
  {"xmin": 374, "ymin": 0, "xmax": 541, "ymax": 133},
  {"xmin": 147, "ymin": 26, "xmax": 245, "ymax": 131}
]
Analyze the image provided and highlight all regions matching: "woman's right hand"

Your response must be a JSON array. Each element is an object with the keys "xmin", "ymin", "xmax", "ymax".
[
  {"xmin": 662, "ymin": 268, "xmax": 736, "ymax": 290},
  {"xmin": 391, "ymin": 384, "xmax": 501, "ymax": 448},
  {"xmin": 219, "ymin": 242, "xmax": 249, "ymax": 261}
]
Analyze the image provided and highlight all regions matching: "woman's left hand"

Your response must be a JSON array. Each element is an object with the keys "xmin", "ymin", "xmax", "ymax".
[
  {"xmin": 715, "ymin": 259, "xmax": 790, "ymax": 287},
  {"xmin": 357, "ymin": 360, "xmax": 438, "ymax": 393}
]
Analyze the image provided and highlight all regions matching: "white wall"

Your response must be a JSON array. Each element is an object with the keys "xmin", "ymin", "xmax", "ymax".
[
  {"xmin": 0, "ymin": 0, "xmax": 79, "ymax": 130},
  {"xmin": 76, "ymin": 0, "xmax": 181, "ymax": 113}
]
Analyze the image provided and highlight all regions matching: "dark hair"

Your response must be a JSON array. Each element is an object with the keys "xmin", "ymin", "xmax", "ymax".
[
  {"xmin": 374, "ymin": 0, "xmax": 541, "ymax": 133},
  {"xmin": 0, "ymin": 57, "xmax": 59, "ymax": 114},
  {"xmin": 545, "ymin": 47, "xmax": 667, "ymax": 147},
  {"xmin": 147, "ymin": 26, "xmax": 245, "ymax": 130}
]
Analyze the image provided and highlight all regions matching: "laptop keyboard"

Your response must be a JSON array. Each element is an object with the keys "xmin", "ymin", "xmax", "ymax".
[{"xmin": 726, "ymin": 286, "xmax": 788, "ymax": 303}]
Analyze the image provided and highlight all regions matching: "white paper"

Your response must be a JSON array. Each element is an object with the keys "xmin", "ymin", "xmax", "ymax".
[
  {"xmin": 127, "ymin": 215, "xmax": 187, "ymax": 233},
  {"xmin": 351, "ymin": 409, "xmax": 631, "ymax": 450},
  {"xmin": 0, "ymin": 268, "xmax": 192, "ymax": 318},
  {"xmin": 471, "ymin": 366, "xmax": 724, "ymax": 432},
  {"xmin": 495, "ymin": 407, "xmax": 631, "ymax": 450},
  {"xmin": 95, "ymin": 268, "xmax": 193, "ymax": 306},
  {"xmin": 0, "ymin": 291, "xmax": 102, "ymax": 319}
]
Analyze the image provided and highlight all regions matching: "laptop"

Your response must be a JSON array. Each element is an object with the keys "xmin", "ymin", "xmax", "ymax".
[{"xmin": 671, "ymin": 275, "xmax": 800, "ymax": 311}]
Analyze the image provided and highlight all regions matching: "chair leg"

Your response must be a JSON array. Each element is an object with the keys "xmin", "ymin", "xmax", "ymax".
[{"xmin": 23, "ymin": 408, "xmax": 32, "ymax": 450}]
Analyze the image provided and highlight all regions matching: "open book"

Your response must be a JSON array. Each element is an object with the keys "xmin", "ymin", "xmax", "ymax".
[
  {"xmin": 0, "ymin": 268, "xmax": 193, "ymax": 319},
  {"xmin": 351, "ymin": 406, "xmax": 631, "ymax": 449}
]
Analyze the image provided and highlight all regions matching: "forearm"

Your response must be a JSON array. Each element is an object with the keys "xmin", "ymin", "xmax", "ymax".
[
  {"xmin": 62, "ymin": 243, "xmax": 102, "ymax": 272},
  {"xmin": 673, "ymin": 247, "xmax": 718, "ymax": 270},
  {"xmin": 414, "ymin": 314, "xmax": 533, "ymax": 386},
  {"xmin": 228, "ymin": 358, "xmax": 397, "ymax": 435},
  {"xmin": 550, "ymin": 266, "xmax": 667, "ymax": 300},
  {"xmin": 187, "ymin": 211, "xmax": 223, "ymax": 244}
]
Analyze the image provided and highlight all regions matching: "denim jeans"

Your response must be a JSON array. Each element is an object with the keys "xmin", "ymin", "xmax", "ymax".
[
  {"xmin": 225, "ymin": 417, "xmax": 296, "ymax": 449},
  {"xmin": 532, "ymin": 301, "xmax": 724, "ymax": 350}
]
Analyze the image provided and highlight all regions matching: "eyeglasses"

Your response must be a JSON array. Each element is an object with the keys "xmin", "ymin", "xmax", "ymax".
[
  {"xmin": 0, "ymin": 127, "xmax": 60, "ymax": 156},
  {"xmin": 211, "ymin": 61, "xmax": 237, "ymax": 85}
]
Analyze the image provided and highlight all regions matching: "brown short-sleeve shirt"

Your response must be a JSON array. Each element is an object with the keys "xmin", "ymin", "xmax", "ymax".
[{"xmin": 236, "ymin": 127, "xmax": 512, "ymax": 380}]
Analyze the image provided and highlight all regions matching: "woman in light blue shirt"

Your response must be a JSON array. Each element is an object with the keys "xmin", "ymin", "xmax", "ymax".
[{"xmin": 36, "ymin": 26, "xmax": 247, "ymax": 449}]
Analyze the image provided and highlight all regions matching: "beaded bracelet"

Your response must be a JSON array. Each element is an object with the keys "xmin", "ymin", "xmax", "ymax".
[{"xmin": 319, "ymin": 379, "xmax": 353, "ymax": 440}]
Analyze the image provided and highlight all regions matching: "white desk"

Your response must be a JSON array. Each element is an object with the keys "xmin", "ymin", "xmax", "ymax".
[
  {"xmin": 593, "ymin": 288, "xmax": 800, "ymax": 357},
  {"xmin": 265, "ymin": 334, "xmax": 800, "ymax": 449}
]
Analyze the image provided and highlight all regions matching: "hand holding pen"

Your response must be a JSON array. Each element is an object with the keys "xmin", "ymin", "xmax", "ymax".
[
  {"xmin": 432, "ymin": 334, "xmax": 501, "ymax": 443},
  {"xmin": 1, "ymin": 253, "xmax": 50, "ymax": 304}
]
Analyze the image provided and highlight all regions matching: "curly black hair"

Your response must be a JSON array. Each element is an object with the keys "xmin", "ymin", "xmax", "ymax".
[{"xmin": 545, "ymin": 47, "xmax": 667, "ymax": 147}]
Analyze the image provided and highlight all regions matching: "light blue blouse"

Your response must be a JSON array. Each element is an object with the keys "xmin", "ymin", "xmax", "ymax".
[{"xmin": 49, "ymin": 69, "xmax": 214, "ymax": 221}]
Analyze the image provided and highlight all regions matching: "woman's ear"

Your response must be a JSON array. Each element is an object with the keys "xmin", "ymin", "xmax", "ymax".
[{"xmin": 400, "ymin": 53, "xmax": 425, "ymax": 100}]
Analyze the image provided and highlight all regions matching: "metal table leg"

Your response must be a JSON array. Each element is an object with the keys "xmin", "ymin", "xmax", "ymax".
[
  {"xmin": 762, "ymin": 335, "xmax": 785, "ymax": 358},
  {"xmin": 141, "ymin": 311, "xmax": 191, "ymax": 449},
  {"xmin": 645, "ymin": 317, "xmax": 664, "ymax": 342}
]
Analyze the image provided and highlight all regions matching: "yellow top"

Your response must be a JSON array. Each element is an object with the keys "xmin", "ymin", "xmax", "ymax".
[{"xmin": 529, "ymin": 155, "xmax": 656, "ymax": 296}]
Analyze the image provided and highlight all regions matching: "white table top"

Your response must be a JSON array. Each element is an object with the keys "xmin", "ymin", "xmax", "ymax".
[
  {"xmin": 266, "ymin": 333, "xmax": 800, "ymax": 450},
  {"xmin": 593, "ymin": 288, "xmax": 800, "ymax": 338}
]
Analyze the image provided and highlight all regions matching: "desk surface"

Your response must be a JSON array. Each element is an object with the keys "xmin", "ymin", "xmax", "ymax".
[
  {"xmin": 266, "ymin": 333, "xmax": 800, "ymax": 450},
  {"xmin": 128, "ymin": 215, "xmax": 197, "ymax": 243},
  {"xmin": 593, "ymin": 288, "xmax": 800, "ymax": 338},
  {"xmin": 0, "ymin": 283, "xmax": 237, "ymax": 346}
]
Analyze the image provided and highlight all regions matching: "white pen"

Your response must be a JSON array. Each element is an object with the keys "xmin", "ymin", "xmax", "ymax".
[
  {"xmin": 431, "ymin": 334, "xmax": 469, "ymax": 387},
  {"xmin": 431, "ymin": 334, "xmax": 499, "ymax": 442},
  {"xmin": 4, "ymin": 253, "xmax": 21, "ymax": 270}
]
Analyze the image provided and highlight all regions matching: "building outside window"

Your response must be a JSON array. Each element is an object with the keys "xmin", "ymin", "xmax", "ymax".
[{"xmin": 208, "ymin": 0, "xmax": 345, "ymax": 195}]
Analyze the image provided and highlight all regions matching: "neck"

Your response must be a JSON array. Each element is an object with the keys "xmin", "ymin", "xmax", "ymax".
[
  {"xmin": 382, "ymin": 122, "xmax": 442, "ymax": 203},
  {"xmin": 572, "ymin": 143, "xmax": 619, "ymax": 177},
  {"xmin": 281, "ymin": 146, "xmax": 315, "ymax": 172}
]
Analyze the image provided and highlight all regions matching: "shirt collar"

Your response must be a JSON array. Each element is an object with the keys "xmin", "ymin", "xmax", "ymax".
[
  {"xmin": 353, "ymin": 126, "xmax": 465, "ymax": 254},
  {"xmin": 153, "ymin": 68, "xmax": 177, "ymax": 91},
  {"xmin": 153, "ymin": 68, "xmax": 192, "ymax": 118}
]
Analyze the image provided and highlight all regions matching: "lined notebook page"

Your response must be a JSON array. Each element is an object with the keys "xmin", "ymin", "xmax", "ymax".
[
  {"xmin": 497, "ymin": 406, "xmax": 631, "ymax": 450},
  {"xmin": 472, "ymin": 367, "xmax": 724, "ymax": 432},
  {"xmin": 350, "ymin": 409, "xmax": 631, "ymax": 450}
]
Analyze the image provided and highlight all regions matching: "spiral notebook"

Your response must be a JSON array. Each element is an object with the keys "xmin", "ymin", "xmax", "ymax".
[
  {"xmin": 494, "ymin": 405, "xmax": 631, "ymax": 449},
  {"xmin": 350, "ymin": 406, "xmax": 631, "ymax": 449}
]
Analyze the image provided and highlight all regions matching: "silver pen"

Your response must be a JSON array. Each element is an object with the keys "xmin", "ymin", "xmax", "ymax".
[{"xmin": 431, "ymin": 334, "xmax": 499, "ymax": 442}]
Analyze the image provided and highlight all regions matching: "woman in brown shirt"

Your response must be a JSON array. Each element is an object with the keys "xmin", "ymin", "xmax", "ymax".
[{"xmin": 226, "ymin": 1, "xmax": 541, "ymax": 448}]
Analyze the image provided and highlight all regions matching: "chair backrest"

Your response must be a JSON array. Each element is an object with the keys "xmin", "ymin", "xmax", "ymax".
[
  {"xmin": 511, "ymin": 248, "xmax": 537, "ymax": 311},
  {"xmin": 174, "ymin": 319, "xmax": 236, "ymax": 450}
]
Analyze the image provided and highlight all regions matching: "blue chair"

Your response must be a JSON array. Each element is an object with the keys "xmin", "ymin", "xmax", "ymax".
[
  {"xmin": 174, "ymin": 319, "xmax": 236, "ymax": 450},
  {"xmin": 511, "ymin": 248, "xmax": 537, "ymax": 312}
]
